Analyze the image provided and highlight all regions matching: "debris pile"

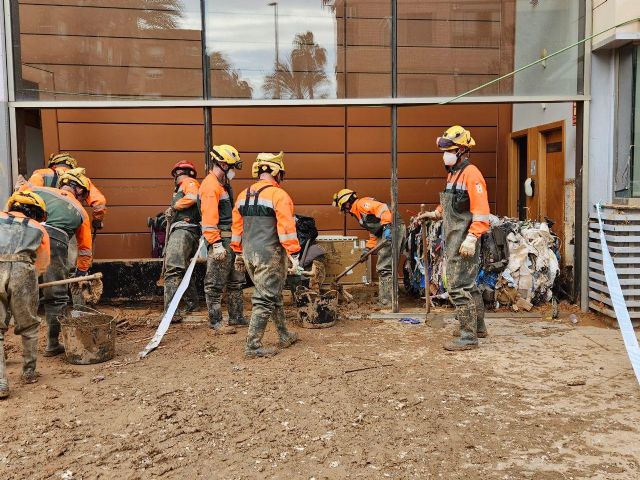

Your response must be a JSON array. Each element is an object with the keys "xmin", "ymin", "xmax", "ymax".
[{"xmin": 404, "ymin": 216, "xmax": 560, "ymax": 310}]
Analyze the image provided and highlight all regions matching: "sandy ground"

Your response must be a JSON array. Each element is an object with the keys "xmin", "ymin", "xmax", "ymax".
[{"xmin": 1, "ymin": 304, "xmax": 639, "ymax": 480}]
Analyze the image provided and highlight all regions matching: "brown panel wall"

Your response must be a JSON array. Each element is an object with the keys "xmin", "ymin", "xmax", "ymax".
[{"xmin": 40, "ymin": 104, "xmax": 510, "ymax": 259}]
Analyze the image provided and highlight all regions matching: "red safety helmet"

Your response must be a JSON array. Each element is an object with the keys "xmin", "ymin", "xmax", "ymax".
[{"xmin": 171, "ymin": 161, "xmax": 197, "ymax": 178}]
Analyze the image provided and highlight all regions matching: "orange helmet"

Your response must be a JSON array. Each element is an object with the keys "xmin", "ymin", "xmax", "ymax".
[{"xmin": 171, "ymin": 161, "xmax": 197, "ymax": 178}]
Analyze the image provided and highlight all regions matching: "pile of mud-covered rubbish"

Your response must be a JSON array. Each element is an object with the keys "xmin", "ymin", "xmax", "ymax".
[{"xmin": 404, "ymin": 215, "xmax": 562, "ymax": 311}]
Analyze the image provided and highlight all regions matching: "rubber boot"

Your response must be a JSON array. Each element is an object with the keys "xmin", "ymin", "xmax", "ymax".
[
  {"xmin": 443, "ymin": 303, "xmax": 479, "ymax": 351},
  {"xmin": 163, "ymin": 278, "xmax": 183, "ymax": 323},
  {"xmin": 378, "ymin": 276, "xmax": 393, "ymax": 307},
  {"xmin": 21, "ymin": 325, "xmax": 39, "ymax": 384},
  {"xmin": 44, "ymin": 316, "xmax": 65, "ymax": 357},
  {"xmin": 208, "ymin": 307, "xmax": 236, "ymax": 334},
  {"xmin": 279, "ymin": 331, "xmax": 299, "ymax": 349},
  {"xmin": 245, "ymin": 313, "xmax": 276, "ymax": 358},
  {"xmin": 227, "ymin": 290, "xmax": 248, "ymax": 327},
  {"xmin": 473, "ymin": 291, "xmax": 488, "ymax": 338},
  {"xmin": 0, "ymin": 335, "xmax": 8, "ymax": 399}
]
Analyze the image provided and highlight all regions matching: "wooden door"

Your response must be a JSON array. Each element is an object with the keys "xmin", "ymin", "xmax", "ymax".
[{"xmin": 542, "ymin": 128, "xmax": 565, "ymax": 247}]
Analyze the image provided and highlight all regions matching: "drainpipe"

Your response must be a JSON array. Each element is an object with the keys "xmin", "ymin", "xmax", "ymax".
[{"xmin": 580, "ymin": 0, "xmax": 593, "ymax": 311}]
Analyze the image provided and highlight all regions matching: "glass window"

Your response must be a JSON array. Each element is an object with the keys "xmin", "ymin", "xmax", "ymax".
[
  {"xmin": 12, "ymin": 1, "xmax": 204, "ymax": 100},
  {"xmin": 397, "ymin": 0, "xmax": 582, "ymax": 98},
  {"xmin": 614, "ymin": 45, "xmax": 640, "ymax": 198},
  {"xmin": 205, "ymin": 0, "xmax": 391, "ymax": 99}
]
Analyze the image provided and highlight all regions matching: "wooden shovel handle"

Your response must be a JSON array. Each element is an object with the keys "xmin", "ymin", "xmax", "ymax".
[{"xmin": 39, "ymin": 272, "xmax": 103, "ymax": 289}]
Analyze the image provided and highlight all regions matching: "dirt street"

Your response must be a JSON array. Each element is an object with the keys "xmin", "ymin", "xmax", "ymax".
[{"xmin": 1, "ymin": 306, "xmax": 639, "ymax": 479}]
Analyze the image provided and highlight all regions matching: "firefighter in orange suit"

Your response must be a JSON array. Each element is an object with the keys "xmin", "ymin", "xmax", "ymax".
[
  {"xmin": 163, "ymin": 161, "xmax": 201, "ymax": 322},
  {"xmin": 418, "ymin": 126, "xmax": 491, "ymax": 351},
  {"xmin": 27, "ymin": 153, "xmax": 107, "ymax": 230},
  {"xmin": 199, "ymin": 145, "xmax": 246, "ymax": 332},
  {"xmin": 25, "ymin": 169, "xmax": 93, "ymax": 356},
  {"xmin": 0, "ymin": 190, "xmax": 50, "ymax": 398},
  {"xmin": 332, "ymin": 190, "xmax": 406, "ymax": 306},
  {"xmin": 231, "ymin": 152, "xmax": 300, "ymax": 358}
]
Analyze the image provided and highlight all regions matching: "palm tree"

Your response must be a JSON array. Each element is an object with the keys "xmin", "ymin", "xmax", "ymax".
[
  {"xmin": 263, "ymin": 31, "xmax": 330, "ymax": 99},
  {"xmin": 210, "ymin": 52, "xmax": 253, "ymax": 98}
]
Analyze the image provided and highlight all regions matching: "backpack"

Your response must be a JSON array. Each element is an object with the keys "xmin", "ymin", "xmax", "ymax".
[
  {"xmin": 481, "ymin": 223, "xmax": 510, "ymax": 273},
  {"xmin": 295, "ymin": 214, "xmax": 318, "ymax": 249},
  {"xmin": 147, "ymin": 212, "xmax": 168, "ymax": 258}
]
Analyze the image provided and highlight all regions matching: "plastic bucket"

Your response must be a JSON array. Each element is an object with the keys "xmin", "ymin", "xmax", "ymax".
[
  {"xmin": 59, "ymin": 306, "xmax": 116, "ymax": 364},
  {"xmin": 294, "ymin": 287, "xmax": 338, "ymax": 329}
]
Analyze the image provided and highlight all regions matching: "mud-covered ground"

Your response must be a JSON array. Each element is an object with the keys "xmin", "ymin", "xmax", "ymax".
[{"xmin": 1, "ymin": 303, "xmax": 639, "ymax": 479}]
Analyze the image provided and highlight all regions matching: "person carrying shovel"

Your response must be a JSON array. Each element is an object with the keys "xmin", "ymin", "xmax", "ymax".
[
  {"xmin": 0, "ymin": 190, "xmax": 50, "ymax": 398},
  {"xmin": 25, "ymin": 169, "xmax": 93, "ymax": 357},
  {"xmin": 331, "ymin": 189, "xmax": 406, "ymax": 307},
  {"xmin": 416, "ymin": 126, "xmax": 491, "ymax": 351}
]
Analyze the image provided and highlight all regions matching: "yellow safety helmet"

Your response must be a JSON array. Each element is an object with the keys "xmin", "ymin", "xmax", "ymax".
[
  {"xmin": 48, "ymin": 152, "xmax": 78, "ymax": 169},
  {"xmin": 332, "ymin": 188, "xmax": 356, "ymax": 211},
  {"xmin": 436, "ymin": 125, "xmax": 475, "ymax": 151},
  {"xmin": 252, "ymin": 151, "xmax": 285, "ymax": 179},
  {"xmin": 57, "ymin": 167, "xmax": 91, "ymax": 196},
  {"xmin": 211, "ymin": 144, "xmax": 242, "ymax": 169},
  {"xmin": 6, "ymin": 189, "xmax": 47, "ymax": 222}
]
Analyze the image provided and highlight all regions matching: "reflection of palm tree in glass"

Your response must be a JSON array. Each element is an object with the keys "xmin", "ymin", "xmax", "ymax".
[
  {"xmin": 210, "ymin": 52, "xmax": 253, "ymax": 98},
  {"xmin": 263, "ymin": 31, "xmax": 329, "ymax": 99},
  {"xmin": 136, "ymin": 0, "xmax": 184, "ymax": 30}
]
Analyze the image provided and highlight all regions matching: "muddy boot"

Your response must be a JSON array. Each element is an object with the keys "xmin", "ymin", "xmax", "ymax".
[
  {"xmin": 443, "ymin": 303, "xmax": 478, "ymax": 352},
  {"xmin": 279, "ymin": 331, "xmax": 299, "ymax": 349},
  {"xmin": 163, "ymin": 278, "xmax": 183, "ymax": 323},
  {"xmin": 244, "ymin": 346, "xmax": 278, "ymax": 358},
  {"xmin": 44, "ymin": 316, "xmax": 65, "ymax": 357},
  {"xmin": 473, "ymin": 291, "xmax": 488, "ymax": 338},
  {"xmin": 451, "ymin": 328, "xmax": 487, "ymax": 339},
  {"xmin": 21, "ymin": 325, "xmax": 39, "ymax": 384},
  {"xmin": 378, "ymin": 276, "xmax": 393, "ymax": 307},
  {"xmin": 208, "ymin": 307, "xmax": 236, "ymax": 334},
  {"xmin": 0, "ymin": 337, "xmax": 8, "ymax": 399},
  {"xmin": 227, "ymin": 290, "xmax": 248, "ymax": 327}
]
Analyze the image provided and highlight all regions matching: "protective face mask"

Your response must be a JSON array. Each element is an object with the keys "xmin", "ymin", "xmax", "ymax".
[
  {"xmin": 443, "ymin": 151, "xmax": 458, "ymax": 166},
  {"xmin": 226, "ymin": 169, "xmax": 236, "ymax": 180}
]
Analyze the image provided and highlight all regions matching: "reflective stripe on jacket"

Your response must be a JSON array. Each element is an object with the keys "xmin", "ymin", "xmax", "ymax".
[
  {"xmin": 199, "ymin": 173, "xmax": 233, "ymax": 245},
  {"xmin": 349, "ymin": 197, "xmax": 392, "ymax": 249},
  {"xmin": 27, "ymin": 186, "xmax": 93, "ymax": 271},
  {"xmin": 231, "ymin": 179, "xmax": 301, "ymax": 256},
  {"xmin": 171, "ymin": 177, "xmax": 201, "ymax": 228},
  {"xmin": 29, "ymin": 166, "xmax": 108, "ymax": 220},
  {"xmin": 0, "ymin": 211, "xmax": 50, "ymax": 274},
  {"xmin": 436, "ymin": 162, "xmax": 490, "ymax": 237}
]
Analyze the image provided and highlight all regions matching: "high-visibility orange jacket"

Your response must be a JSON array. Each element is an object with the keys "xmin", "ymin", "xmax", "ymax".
[
  {"xmin": 0, "ymin": 210, "xmax": 50, "ymax": 275},
  {"xmin": 436, "ymin": 162, "xmax": 490, "ymax": 237},
  {"xmin": 349, "ymin": 197, "xmax": 392, "ymax": 249},
  {"xmin": 169, "ymin": 176, "xmax": 201, "ymax": 230},
  {"xmin": 28, "ymin": 166, "xmax": 107, "ymax": 221},
  {"xmin": 231, "ymin": 179, "xmax": 301, "ymax": 256},
  {"xmin": 199, "ymin": 173, "xmax": 233, "ymax": 245},
  {"xmin": 27, "ymin": 186, "xmax": 93, "ymax": 271}
]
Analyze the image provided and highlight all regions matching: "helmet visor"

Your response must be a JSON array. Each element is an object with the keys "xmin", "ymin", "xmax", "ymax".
[{"xmin": 436, "ymin": 137, "xmax": 457, "ymax": 150}]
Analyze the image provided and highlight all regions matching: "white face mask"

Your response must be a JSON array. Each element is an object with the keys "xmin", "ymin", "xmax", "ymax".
[
  {"xmin": 443, "ymin": 151, "xmax": 458, "ymax": 166},
  {"xmin": 226, "ymin": 169, "xmax": 236, "ymax": 180}
]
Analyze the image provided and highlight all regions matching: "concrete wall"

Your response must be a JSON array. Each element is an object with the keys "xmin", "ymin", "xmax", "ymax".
[{"xmin": 593, "ymin": 0, "xmax": 640, "ymax": 46}]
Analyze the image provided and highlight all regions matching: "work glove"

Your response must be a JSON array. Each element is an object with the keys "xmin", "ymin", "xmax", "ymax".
[
  {"xmin": 416, "ymin": 210, "xmax": 442, "ymax": 222},
  {"xmin": 383, "ymin": 225, "xmax": 392, "ymax": 241},
  {"xmin": 74, "ymin": 269, "xmax": 89, "ymax": 278},
  {"xmin": 164, "ymin": 206, "xmax": 176, "ymax": 223},
  {"xmin": 459, "ymin": 233, "xmax": 478, "ymax": 257},
  {"xmin": 288, "ymin": 254, "xmax": 304, "ymax": 275},
  {"xmin": 234, "ymin": 254, "xmax": 246, "ymax": 273},
  {"xmin": 92, "ymin": 218, "xmax": 104, "ymax": 231},
  {"xmin": 360, "ymin": 247, "xmax": 371, "ymax": 260},
  {"xmin": 208, "ymin": 242, "xmax": 227, "ymax": 261}
]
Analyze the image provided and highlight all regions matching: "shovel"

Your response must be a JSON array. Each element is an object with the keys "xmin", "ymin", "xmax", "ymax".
[
  {"xmin": 331, "ymin": 240, "xmax": 388, "ymax": 301},
  {"xmin": 39, "ymin": 272, "xmax": 104, "ymax": 305}
]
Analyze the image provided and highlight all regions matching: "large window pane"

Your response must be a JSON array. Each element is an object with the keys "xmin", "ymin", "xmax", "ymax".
[
  {"xmin": 205, "ymin": 0, "xmax": 391, "ymax": 99},
  {"xmin": 12, "ymin": 1, "xmax": 203, "ymax": 100},
  {"xmin": 397, "ymin": 0, "xmax": 582, "ymax": 98}
]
